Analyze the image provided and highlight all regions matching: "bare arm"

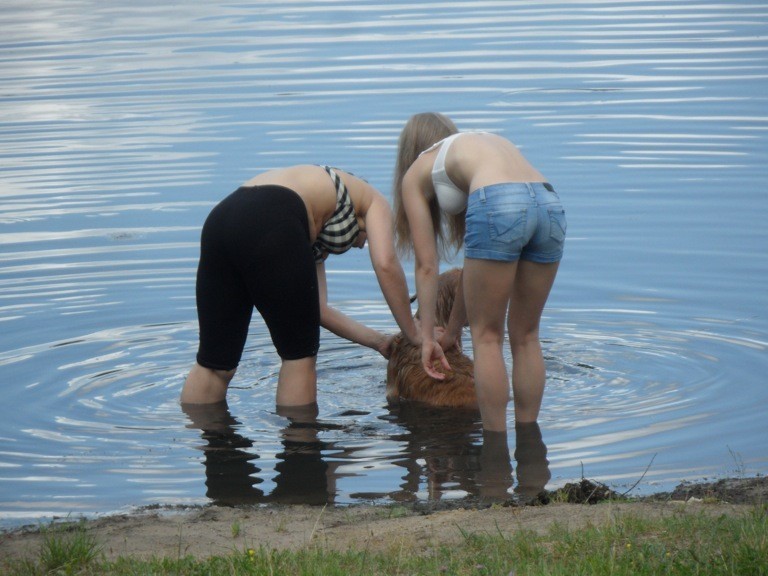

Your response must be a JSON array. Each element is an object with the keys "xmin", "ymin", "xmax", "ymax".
[
  {"xmin": 439, "ymin": 268, "xmax": 467, "ymax": 351},
  {"xmin": 316, "ymin": 262, "xmax": 393, "ymax": 358},
  {"xmin": 364, "ymin": 194, "xmax": 421, "ymax": 345},
  {"xmin": 401, "ymin": 172, "xmax": 451, "ymax": 379}
]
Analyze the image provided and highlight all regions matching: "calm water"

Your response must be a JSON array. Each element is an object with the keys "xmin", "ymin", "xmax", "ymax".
[{"xmin": 1, "ymin": 1, "xmax": 767, "ymax": 529}]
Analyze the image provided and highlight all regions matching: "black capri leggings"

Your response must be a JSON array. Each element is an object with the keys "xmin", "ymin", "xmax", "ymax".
[{"xmin": 195, "ymin": 185, "xmax": 320, "ymax": 370}]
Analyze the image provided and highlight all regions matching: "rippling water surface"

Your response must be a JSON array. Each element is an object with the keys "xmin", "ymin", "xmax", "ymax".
[{"xmin": 1, "ymin": 1, "xmax": 767, "ymax": 528}]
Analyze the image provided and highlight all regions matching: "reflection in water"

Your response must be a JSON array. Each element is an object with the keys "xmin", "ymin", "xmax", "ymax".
[
  {"xmin": 514, "ymin": 422, "xmax": 552, "ymax": 505},
  {"xmin": 381, "ymin": 403, "xmax": 550, "ymax": 505},
  {"xmin": 383, "ymin": 403, "xmax": 489, "ymax": 502},
  {"xmin": 182, "ymin": 401, "xmax": 264, "ymax": 506},
  {"xmin": 182, "ymin": 402, "xmax": 264, "ymax": 505},
  {"xmin": 183, "ymin": 401, "xmax": 551, "ymax": 507},
  {"xmin": 182, "ymin": 402, "xmax": 338, "ymax": 506},
  {"xmin": 268, "ymin": 404, "xmax": 338, "ymax": 505}
]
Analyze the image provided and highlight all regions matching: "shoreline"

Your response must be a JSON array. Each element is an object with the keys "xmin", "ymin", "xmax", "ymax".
[{"xmin": 1, "ymin": 475, "xmax": 764, "ymax": 561}]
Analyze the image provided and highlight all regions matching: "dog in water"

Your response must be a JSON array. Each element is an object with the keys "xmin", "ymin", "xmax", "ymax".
[{"xmin": 386, "ymin": 268, "xmax": 477, "ymax": 409}]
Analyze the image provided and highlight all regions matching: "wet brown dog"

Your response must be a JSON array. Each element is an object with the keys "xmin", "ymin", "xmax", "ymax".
[{"xmin": 386, "ymin": 268, "xmax": 477, "ymax": 409}]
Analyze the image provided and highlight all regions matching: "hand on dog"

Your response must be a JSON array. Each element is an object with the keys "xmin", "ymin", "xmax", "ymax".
[
  {"xmin": 376, "ymin": 333, "xmax": 397, "ymax": 359},
  {"xmin": 422, "ymin": 340, "xmax": 451, "ymax": 380}
]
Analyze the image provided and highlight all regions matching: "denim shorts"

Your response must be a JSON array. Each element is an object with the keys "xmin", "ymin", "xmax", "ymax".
[{"xmin": 464, "ymin": 182, "xmax": 566, "ymax": 263}]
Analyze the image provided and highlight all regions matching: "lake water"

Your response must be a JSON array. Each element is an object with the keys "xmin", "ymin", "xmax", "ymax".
[{"xmin": 1, "ymin": 1, "xmax": 767, "ymax": 529}]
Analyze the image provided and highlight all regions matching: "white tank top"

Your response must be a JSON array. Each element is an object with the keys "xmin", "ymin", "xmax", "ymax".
[{"xmin": 419, "ymin": 132, "xmax": 468, "ymax": 215}]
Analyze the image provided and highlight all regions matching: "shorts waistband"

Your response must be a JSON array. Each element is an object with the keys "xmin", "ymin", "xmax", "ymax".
[{"xmin": 472, "ymin": 181, "xmax": 555, "ymax": 201}]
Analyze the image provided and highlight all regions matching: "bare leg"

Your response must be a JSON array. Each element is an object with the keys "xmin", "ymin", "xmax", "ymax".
[
  {"xmin": 275, "ymin": 356, "xmax": 318, "ymax": 407},
  {"xmin": 180, "ymin": 363, "xmax": 236, "ymax": 404},
  {"xmin": 463, "ymin": 258, "xmax": 517, "ymax": 432},
  {"xmin": 507, "ymin": 260, "xmax": 559, "ymax": 423}
]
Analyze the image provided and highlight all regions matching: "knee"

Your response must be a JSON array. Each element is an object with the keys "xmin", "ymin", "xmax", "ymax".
[
  {"xmin": 508, "ymin": 328, "xmax": 539, "ymax": 350},
  {"xmin": 471, "ymin": 325, "xmax": 506, "ymax": 348}
]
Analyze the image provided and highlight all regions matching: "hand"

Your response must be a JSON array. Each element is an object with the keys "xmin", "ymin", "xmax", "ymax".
[
  {"xmin": 422, "ymin": 340, "xmax": 451, "ymax": 380},
  {"xmin": 376, "ymin": 333, "xmax": 396, "ymax": 359}
]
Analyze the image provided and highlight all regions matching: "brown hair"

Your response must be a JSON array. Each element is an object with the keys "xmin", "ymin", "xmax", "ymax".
[{"xmin": 393, "ymin": 112, "xmax": 460, "ymax": 259}]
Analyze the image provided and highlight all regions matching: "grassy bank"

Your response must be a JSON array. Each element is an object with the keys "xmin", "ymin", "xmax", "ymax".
[{"xmin": 4, "ymin": 504, "xmax": 766, "ymax": 575}]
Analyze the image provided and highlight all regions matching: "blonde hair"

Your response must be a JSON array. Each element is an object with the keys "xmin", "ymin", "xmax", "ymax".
[{"xmin": 393, "ymin": 112, "xmax": 461, "ymax": 259}]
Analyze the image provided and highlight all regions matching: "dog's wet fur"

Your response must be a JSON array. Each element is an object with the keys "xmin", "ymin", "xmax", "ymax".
[{"xmin": 386, "ymin": 268, "xmax": 477, "ymax": 410}]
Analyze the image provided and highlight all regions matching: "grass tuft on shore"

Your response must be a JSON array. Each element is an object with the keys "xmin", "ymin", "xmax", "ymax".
[{"xmin": 3, "ymin": 505, "xmax": 766, "ymax": 575}]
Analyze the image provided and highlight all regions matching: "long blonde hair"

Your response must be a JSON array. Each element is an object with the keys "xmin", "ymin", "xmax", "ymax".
[{"xmin": 393, "ymin": 112, "xmax": 461, "ymax": 259}]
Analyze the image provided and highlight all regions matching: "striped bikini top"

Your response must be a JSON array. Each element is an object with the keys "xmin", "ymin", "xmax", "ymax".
[{"xmin": 312, "ymin": 166, "xmax": 360, "ymax": 262}]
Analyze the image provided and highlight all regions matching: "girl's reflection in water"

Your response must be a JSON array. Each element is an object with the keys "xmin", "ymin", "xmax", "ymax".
[
  {"xmin": 182, "ymin": 402, "xmax": 550, "ymax": 506},
  {"xmin": 182, "ymin": 402, "xmax": 338, "ymax": 505},
  {"xmin": 182, "ymin": 402, "xmax": 263, "ymax": 503},
  {"xmin": 384, "ymin": 404, "xmax": 551, "ymax": 504},
  {"xmin": 514, "ymin": 421, "xmax": 552, "ymax": 504}
]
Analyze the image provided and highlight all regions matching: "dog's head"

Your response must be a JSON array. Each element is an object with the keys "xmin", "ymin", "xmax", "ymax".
[
  {"xmin": 412, "ymin": 267, "xmax": 463, "ymax": 328},
  {"xmin": 388, "ymin": 267, "xmax": 475, "ymax": 409}
]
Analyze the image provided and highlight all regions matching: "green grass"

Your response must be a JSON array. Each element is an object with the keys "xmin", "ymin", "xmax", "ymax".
[
  {"xmin": 4, "ymin": 506, "xmax": 766, "ymax": 575},
  {"xmin": 10, "ymin": 518, "xmax": 103, "ymax": 575}
]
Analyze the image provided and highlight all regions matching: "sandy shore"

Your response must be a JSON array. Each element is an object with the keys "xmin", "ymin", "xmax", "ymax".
[{"xmin": 1, "ymin": 476, "xmax": 765, "ymax": 561}]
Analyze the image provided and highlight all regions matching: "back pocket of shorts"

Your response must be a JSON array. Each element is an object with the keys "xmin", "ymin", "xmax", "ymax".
[
  {"xmin": 548, "ymin": 208, "xmax": 567, "ymax": 242},
  {"xmin": 488, "ymin": 208, "xmax": 527, "ymax": 243}
]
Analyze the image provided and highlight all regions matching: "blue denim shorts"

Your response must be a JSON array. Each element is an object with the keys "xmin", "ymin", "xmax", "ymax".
[{"xmin": 464, "ymin": 182, "xmax": 566, "ymax": 263}]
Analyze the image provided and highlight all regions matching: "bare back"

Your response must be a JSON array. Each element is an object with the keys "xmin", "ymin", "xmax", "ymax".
[
  {"xmin": 439, "ymin": 132, "xmax": 546, "ymax": 194},
  {"xmin": 243, "ymin": 165, "xmax": 372, "ymax": 242}
]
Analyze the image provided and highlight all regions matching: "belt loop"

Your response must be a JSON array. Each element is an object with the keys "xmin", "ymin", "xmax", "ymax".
[
  {"xmin": 479, "ymin": 186, "xmax": 487, "ymax": 202},
  {"xmin": 525, "ymin": 182, "xmax": 535, "ymax": 198}
]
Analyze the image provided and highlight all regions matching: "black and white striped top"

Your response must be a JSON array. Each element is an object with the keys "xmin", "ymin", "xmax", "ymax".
[{"xmin": 312, "ymin": 166, "xmax": 360, "ymax": 262}]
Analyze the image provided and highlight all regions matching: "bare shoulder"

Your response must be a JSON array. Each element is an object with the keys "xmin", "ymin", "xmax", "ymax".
[
  {"xmin": 335, "ymin": 168, "xmax": 381, "ymax": 212},
  {"xmin": 368, "ymin": 189, "xmax": 393, "ymax": 216},
  {"xmin": 402, "ymin": 154, "xmax": 434, "ymax": 194},
  {"xmin": 334, "ymin": 167, "xmax": 369, "ymax": 189}
]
